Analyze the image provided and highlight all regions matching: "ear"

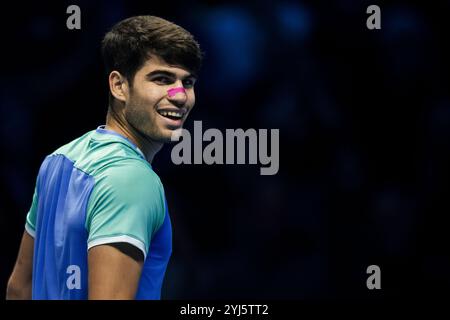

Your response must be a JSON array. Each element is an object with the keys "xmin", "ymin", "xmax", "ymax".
[{"xmin": 109, "ymin": 71, "xmax": 128, "ymax": 103}]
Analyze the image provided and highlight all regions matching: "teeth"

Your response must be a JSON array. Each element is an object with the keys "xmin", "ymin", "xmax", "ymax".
[{"xmin": 159, "ymin": 110, "xmax": 183, "ymax": 118}]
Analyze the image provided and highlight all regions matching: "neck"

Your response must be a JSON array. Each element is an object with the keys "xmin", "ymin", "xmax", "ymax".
[{"xmin": 105, "ymin": 105, "xmax": 163, "ymax": 163}]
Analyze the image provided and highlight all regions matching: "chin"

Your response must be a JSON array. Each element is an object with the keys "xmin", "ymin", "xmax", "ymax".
[
  {"xmin": 154, "ymin": 128, "xmax": 181, "ymax": 143},
  {"xmin": 165, "ymin": 125, "xmax": 186, "ymax": 140}
]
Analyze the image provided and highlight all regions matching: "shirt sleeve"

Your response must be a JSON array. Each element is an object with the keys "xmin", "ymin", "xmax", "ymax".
[
  {"xmin": 85, "ymin": 159, "xmax": 166, "ymax": 259},
  {"xmin": 25, "ymin": 185, "xmax": 38, "ymax": 238}
]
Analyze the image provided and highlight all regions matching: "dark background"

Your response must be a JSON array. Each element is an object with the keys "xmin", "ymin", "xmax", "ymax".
[{"xmin": 1, "ymin": 0, "xmax": 450, "ymax": 300}]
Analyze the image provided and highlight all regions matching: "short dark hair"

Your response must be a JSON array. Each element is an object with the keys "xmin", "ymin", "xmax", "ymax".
[{"xmin": 102, "ymin": 15, "xmax": 203, "ymax": 87}]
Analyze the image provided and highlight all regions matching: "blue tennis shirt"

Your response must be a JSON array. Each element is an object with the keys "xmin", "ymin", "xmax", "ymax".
[{"xmin": 25, "ymin": 126, "xmax": 172, "ymax": 299}]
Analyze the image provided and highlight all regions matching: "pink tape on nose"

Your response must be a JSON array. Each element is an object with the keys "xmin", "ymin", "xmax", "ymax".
[{"xmin": 167, "ymin": 87, "xmax": 186, "ymax": 97}]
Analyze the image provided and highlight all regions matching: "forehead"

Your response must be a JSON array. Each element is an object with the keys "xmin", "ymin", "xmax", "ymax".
[{"xmin": 137, "ymin": 54, "xmax": 193, "ymax": 78}]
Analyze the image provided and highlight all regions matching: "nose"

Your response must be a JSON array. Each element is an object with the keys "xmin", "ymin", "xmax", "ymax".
[{"xmin": 167, "ymin": 86, "xmax": 187, "ymax": 106}]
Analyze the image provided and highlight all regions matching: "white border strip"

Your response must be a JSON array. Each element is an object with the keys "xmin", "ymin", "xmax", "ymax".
[
  {"xmin": 87, "ymin": 235, "xmax": 147, "ymax": 259},
  {"xmin": 25, "ymin": 223, "xmax": 36, "ymax": 238}
]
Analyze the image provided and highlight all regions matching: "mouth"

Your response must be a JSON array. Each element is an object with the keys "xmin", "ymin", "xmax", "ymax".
[
  {"xmin": 157, "ymin": 110, "xmax": 184, "ymax": 120},
  {"xmin": 156, "ymin": 109, "xmax": 186, "ymax": 128}
]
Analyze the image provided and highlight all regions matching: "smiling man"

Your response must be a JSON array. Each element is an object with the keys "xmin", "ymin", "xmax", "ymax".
[{"xmin": 6, "ymin": 15, "xmax": 202, "ymax": 300}]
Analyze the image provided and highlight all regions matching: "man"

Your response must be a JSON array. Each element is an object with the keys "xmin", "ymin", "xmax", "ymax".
[{"xmin": 6, "ymin": 15, "xmax": 202, "ymax": 299}]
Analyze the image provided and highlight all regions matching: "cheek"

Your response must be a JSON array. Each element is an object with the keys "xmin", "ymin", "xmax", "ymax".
[
  {"xmin": 188, "ymin": 92, "xmax": 196, "ymax": 107},
  {"xmin": 129, "ymin": 89, "xmax": 161, "ymax": 108},
  {"xmin": 126, "ymin": 93, "xmax": 154, "ymax": 120}
]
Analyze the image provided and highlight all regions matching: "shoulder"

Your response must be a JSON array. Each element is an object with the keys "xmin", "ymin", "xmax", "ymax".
[
  {"xmin": 51, "ymin": 130, "xmax": 95, "ymax": 157},
  {"xmin": 89, "ymin": 158, "xmax": 165, "ymax": 215},
  {"xmin": 97, "ymin": 158, "xmax": 162, "ymax": 192},
  {"xmin": 86, "ymin": 159, "xmax": 166, "ymax": 244}
]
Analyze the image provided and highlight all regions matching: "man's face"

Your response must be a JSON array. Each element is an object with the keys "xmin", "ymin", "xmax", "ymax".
[{"xmin": 124, "ymin": 55, "xmax": 196, "ymax": 143}]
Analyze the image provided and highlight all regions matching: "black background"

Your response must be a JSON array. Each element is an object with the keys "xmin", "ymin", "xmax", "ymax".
[{"xmin": 1, "ymin": 0, "xmax": 450, "ymax": 300}]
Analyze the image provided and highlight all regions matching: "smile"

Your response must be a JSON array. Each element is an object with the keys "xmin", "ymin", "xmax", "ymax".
[{"xmin": 157, "ymin": 110, "xmax": 184, "ymax": 120}]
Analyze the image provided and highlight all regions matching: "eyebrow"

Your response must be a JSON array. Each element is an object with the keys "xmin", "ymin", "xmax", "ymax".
[{"xmin": 145, "ymin": 70, "xmax": 197, "ymax": 80}]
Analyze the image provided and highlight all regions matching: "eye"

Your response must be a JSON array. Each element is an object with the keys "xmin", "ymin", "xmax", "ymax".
[
  {"xmin": 183, "ymin": 78, "xmax": 196, "ymax": 89},
  {"xmin": 153, "ymin": 76, "xmax": 173, "ymax": 85}
]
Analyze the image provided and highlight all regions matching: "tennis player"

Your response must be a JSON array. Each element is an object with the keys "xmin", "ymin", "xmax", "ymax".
[{"xmin": 6, "ymin": 15, "xmax": 202, "ymax": 299}]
